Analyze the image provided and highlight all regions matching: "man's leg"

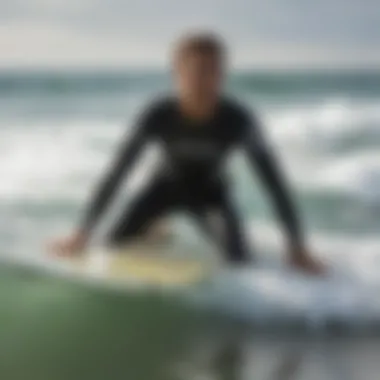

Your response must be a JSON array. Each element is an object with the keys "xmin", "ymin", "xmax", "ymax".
[
  {"xmin": 190, "ymin": 191, "xmax": 252, "ymax": 263},
  {"xmin": 107, "ymin": 177, "xmax": 179, "ymax": 247}
]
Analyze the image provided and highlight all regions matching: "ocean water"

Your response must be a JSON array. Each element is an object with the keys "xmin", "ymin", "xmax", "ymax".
[{"xmin": 1, "ymin": 70, "xmax": 380, "ymax": 379}]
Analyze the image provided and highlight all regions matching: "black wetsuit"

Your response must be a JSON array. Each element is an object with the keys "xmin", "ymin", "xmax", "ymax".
[{"xmin": 81, "ymin": 96, "xmax": 303, "ymax": 262}]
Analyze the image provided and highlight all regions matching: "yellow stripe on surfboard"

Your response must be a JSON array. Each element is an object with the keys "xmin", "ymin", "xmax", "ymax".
[{"xmin": 67, "ymin": 247, "xmax": 212, "ymax": 286}]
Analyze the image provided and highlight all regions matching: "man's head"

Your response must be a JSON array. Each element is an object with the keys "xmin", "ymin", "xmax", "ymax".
[{"xmin": 172, "ymin": 32, "xmax": 226, "ymax": 108}]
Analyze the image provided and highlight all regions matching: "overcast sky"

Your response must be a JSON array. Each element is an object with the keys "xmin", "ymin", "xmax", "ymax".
[{"xmin": 1, "ymin": 0, "xmax": 379, "ymax": 69}]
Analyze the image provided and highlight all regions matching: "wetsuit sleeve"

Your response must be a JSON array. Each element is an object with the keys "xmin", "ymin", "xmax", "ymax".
[
  {"xmin": 79, "ymin": 111, "xmax": 153, "ymax": 234},
  {"xmin": 242, "ymin": 114, "xmax": 304, "ymax": 250}
]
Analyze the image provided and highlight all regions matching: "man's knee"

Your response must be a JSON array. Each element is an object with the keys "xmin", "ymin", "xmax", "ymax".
[
  {"xmin": 107, "ymin": 218, "xmax": 172, "ymax": 247},
  {"xmin": 225, "ymin": 246, "xmax": 251, "ymax": 264},
  {"xmin": 143, "ymin": 220, "xmax": 173, "ymax": 243}
]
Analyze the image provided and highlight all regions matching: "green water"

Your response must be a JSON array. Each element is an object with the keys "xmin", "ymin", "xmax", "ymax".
[
  {"xmin": 1, "ymin": 264, "xmax": 380, "ymax": 380},
  {"xmin": 0, "ymin": 265, "xmax": 204, "ymax": 380}
]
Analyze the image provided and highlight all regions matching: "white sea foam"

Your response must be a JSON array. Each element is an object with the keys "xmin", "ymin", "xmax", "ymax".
[
  {"xmin": 267, "ymin": 98, "xmax": 380, "ymax": 149},
  {"xmin": 311, "ymin": 151, "xmax": 380, "ymax": 201},
  {"xmin": 192, "ymin": 222, "xmax": 380, "ymax": 328},
  {"xmin": 0, "ymin": 119, "xmax": 159, "ymax": 202}
]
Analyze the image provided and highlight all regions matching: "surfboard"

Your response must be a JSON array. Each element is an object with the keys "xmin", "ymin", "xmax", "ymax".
[{"xmin": 61, "ymin": 244, "xmax": 215, "ymax": 288}]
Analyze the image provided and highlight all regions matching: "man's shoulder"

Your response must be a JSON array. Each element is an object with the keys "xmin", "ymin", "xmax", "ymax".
[
  {"xmin": 141, "ymin": 95, "xmax": 177, "ymax": 123},
  {"xmin": 220, "ymin": 96, "xmax": 256, "ymax": 125}
]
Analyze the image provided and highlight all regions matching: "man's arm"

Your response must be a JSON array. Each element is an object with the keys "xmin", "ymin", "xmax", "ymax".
[
  {"xmin": 48, "ymin": 105, "xmax": 161, "ymax": 256},
  {"xmin": 241, "ymin": 113, "xmax": 325, "ymax": 274},
  {"xmin": 80, "ymin": 118, "xmax": 150, "ymax": 235},
  {"xmin": 241, "ymin": 114, "xmax": 304, "ymax": 252}
]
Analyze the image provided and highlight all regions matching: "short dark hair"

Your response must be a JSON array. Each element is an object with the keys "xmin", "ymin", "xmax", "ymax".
[{"xmin": 174, "ymin": 31, "xmax": 226, "ymax": 63}]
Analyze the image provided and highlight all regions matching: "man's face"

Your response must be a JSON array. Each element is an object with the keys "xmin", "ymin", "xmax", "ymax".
[{"xmin": 174, "ymin": 53, "xmax": 223, "ymax": 102}]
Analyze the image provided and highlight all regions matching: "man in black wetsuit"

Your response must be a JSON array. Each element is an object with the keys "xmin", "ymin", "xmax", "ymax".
[{"xmin": 51, "ymin": 32, "xmax": 324, "ymax": 274}]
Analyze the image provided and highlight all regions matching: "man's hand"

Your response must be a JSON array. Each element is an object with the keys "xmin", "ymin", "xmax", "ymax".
[
  {"xmin": 288, "ymin": 248, "xmax": 327, "ymax": 275},
  {"xmin": 48, "ymin": 231, "xmax": 88, "ymax": 257}
]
